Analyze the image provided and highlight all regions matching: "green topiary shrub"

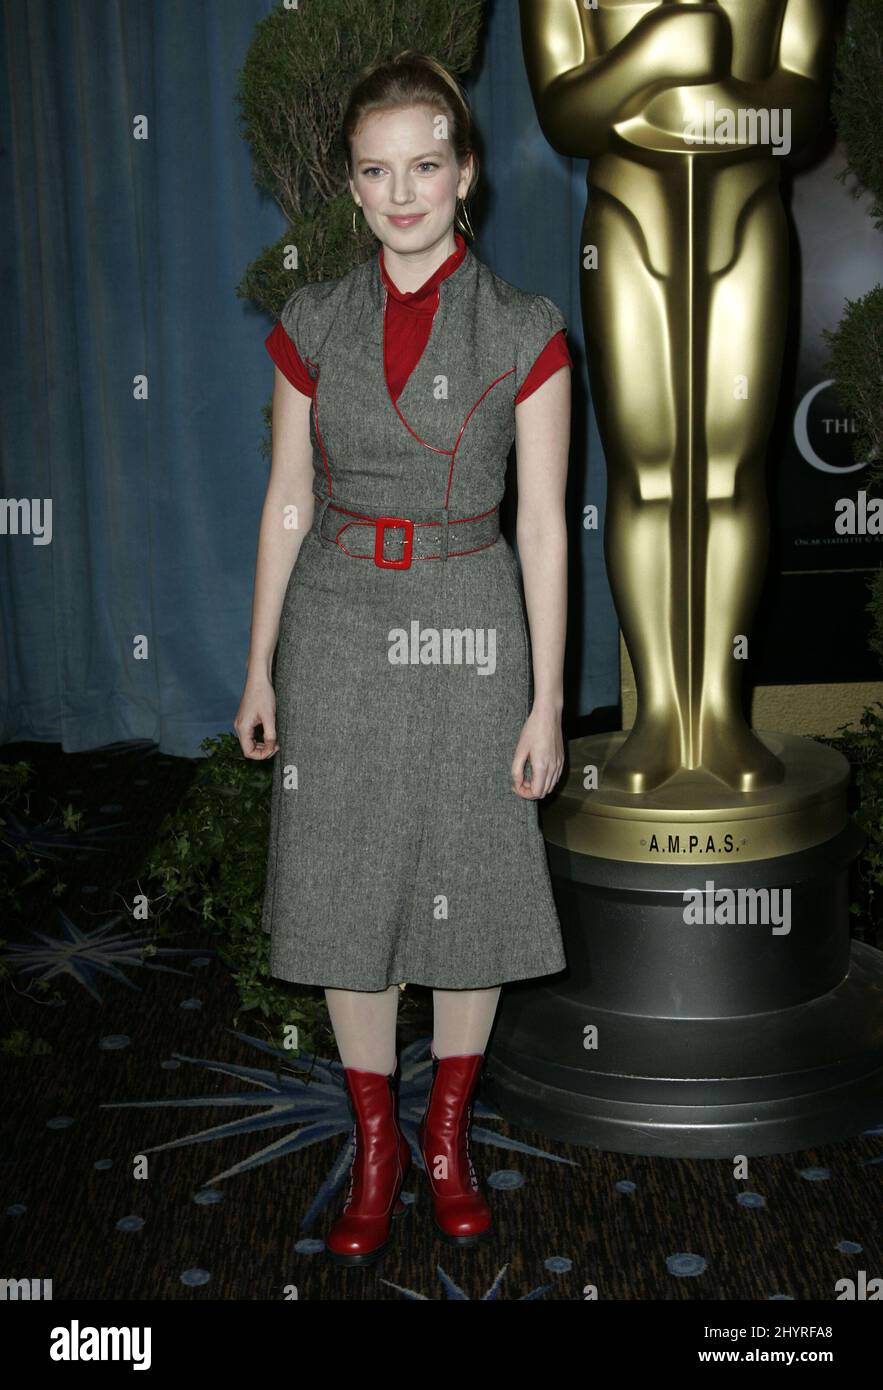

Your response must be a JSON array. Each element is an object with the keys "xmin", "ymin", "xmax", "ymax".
[
  {"xmin": 822, "ymin": 0, "xmax": 883, "ymax": 947},
  {"xmin": 825, "ymin": 0, "xmax": 883, "ymax": 660},
  {"xmin": 235, "ymin": 0, "xmax": 485, "ymax": 316},
  {"xmin": 830, "ymin": 0, "xmax": 883, "ymax": 230},
  {"xmin": 236, "ymin": 0, "xmax": 485, "ymax": 461}
]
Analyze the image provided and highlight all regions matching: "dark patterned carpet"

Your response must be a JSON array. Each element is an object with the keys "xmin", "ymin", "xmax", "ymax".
[{"xmin": 1, "ymin": 739, "xmax": 881, "ymax": 1304}]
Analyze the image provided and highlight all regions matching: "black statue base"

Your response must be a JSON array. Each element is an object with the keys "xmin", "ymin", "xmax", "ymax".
[{"xmin": 484, "ymin": 823, "xmax": 883, "ymax": 1157}]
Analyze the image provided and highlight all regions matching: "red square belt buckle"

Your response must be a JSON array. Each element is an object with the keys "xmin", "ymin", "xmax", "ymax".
[{"xmin": 374, "ymin": 516, "xmax": 414, "ymax": 569}]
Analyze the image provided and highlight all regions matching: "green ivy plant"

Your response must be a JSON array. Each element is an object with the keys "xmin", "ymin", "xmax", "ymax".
[
  {"xmin": 0, "ymin": 1029, "xmax": 52, "ymax": 1057},
  {"xmin": 143, "ymin": 734, "xmax": 332, "ymax": 1053},
  {"xmin": 820, "ymin": 706, "xmax": 883, "ymax": 946}
]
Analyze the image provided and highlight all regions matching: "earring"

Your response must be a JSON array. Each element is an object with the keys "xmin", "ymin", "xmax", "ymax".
[
  {"xmin": 456, "ymin": 196, "xmax": 475, "ymax": 240},
  {"xmin": 352, "ymin": 205, "xmax": 360, "ymax": 234}
]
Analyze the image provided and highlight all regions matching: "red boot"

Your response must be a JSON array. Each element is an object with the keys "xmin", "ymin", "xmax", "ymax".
[
  {"xmin": 325, "ymin": 1060, "xmax": 411, "ymax": 1267},
  {"xmin": 418, "ymin": 1049, "xmax": 493, "ymax": 1246}
]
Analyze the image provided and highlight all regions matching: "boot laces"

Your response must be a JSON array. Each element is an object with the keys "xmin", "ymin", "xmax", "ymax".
[
  {"xmin": 464, "ymin": 1103, "xmax": 479, "ymax": 1190},
  {"xmin": 343, "ymin": 1119, "xmax": 357, "ymax": 1211}
]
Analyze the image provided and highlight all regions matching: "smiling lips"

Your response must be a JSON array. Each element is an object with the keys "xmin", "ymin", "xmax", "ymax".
[{"xmin": 387, "ymin": 213, "xmax": 427, "ymax": 226}]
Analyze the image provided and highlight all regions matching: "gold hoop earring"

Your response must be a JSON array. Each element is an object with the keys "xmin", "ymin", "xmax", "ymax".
[
  {"xmin": 352, "ymin": 205, "xmax": 360, "ymax": 234},
  {"xmin": 456, "ymin": 196, "xmax": 475, "ymax": 240}
]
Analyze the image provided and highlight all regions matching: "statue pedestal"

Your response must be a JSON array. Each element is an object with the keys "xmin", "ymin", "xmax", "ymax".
[{"xmin": 484, "ymin": 732, "xmax": 883, "ymax": 1157}]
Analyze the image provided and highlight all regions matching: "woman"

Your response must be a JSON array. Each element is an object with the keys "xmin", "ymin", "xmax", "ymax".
[{"xmin": 235, "ymin": 50, "xmax": 572, "ymax": 1267}]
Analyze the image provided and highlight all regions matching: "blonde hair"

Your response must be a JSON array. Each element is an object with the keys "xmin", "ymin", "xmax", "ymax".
[{"xmin": 341, "ymin": 49, "xmax": 479, "ymax": 206}]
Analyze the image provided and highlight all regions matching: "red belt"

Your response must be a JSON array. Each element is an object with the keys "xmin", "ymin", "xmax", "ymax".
[{"xmin": 313, "ymin": 495, "xmax": 500, "ymax": 570}]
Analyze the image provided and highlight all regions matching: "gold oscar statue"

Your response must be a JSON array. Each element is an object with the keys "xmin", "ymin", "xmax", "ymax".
[
  {"xmin": 521, "ymin": 0, "xmax": 834, "ymax": 798},
  {"xmin": 482, "ymin": 3, "xmax": 883, "ymax": 1157}
]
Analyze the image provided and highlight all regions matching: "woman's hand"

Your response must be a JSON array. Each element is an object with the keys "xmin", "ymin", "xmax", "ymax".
[
  {"xmin": 511, "ymin": 699, "xmax": 564, "ymax": 800},
  {"xmin": 234, "ymin": 676, "xmax": 278, "ymax": 760}
]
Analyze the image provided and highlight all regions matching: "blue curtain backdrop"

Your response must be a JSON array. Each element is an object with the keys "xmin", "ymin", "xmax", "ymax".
[{"xmin": 1, "ymin": 0, "xmax": 617, "ymax": 758}]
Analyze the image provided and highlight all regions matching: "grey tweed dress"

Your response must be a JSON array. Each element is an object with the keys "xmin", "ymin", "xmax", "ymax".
[{"xmin": 260, "ymin": 238, "xmax": 570, "ymax": 990}]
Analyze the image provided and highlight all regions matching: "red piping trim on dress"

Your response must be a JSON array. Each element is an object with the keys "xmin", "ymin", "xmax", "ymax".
[
  {"xmin": 304, "ymin": 354, "xmax": 332, "ymax": 497},
  {"xmin": 444, "ymin": 368, "xmax": 515, "ymax": 509},
  {"xmin": 383, "ymin": 289, "xmax": 452, "ymax": 458},
  {"xmin": 382, "ymin": 287, "xmax": 516, "ymax": 492},
  {"xmin": 309, "ymin": 288, "xmax": 518, "ymax": 515}
]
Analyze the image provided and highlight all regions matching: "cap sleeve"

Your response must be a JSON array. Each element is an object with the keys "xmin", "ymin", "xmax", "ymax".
[
  {"xmin": 265, "ymin": 285, "xmax": 316, "ymax": 397},
  {"xmin": 515, "ymin": 331, "xmax": 573, "ymax": 404},
  {"xmin": 514, "ymin": 293, "xmax": 568, "ymax": 399}
]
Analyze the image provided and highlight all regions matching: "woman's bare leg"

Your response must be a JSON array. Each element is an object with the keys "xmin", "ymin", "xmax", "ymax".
[
  {"xmin": 324, "ymin": 985, "xmax": 400, "ymax": 1073},
  {"xmin": 431, "ymin": 986, "xmax": 502, "ymax": 1057}
]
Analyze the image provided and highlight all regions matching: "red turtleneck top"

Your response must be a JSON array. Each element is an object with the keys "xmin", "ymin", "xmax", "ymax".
[{"xmin": 265, "ymin": 231, "xmax": 572, "ymax": 404}]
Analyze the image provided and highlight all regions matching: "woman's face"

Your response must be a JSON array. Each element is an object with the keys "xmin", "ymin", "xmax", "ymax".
[{"xmin": 349, "ymin": 104, "xmax": 472, "ymax": 254}]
